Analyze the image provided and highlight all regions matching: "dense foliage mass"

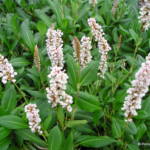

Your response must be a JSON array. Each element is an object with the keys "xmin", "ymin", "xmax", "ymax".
[{"xmin": 0, "ymin": 0, "xmax": 150, "ymax": 150}]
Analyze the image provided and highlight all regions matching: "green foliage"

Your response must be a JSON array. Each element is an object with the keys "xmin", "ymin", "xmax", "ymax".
[
  {"xmin": 0, "ymin": 115, "xmax": 27, "ymax": 129},
  {"xmin": 77, "ymin": 136, "xmax": 116, "ymax": 148},
  {"xmin": 48, "ymin": 126, "xmax": 62, "ymax": 150},
  {"xmin": 0, "ymin": 0, "xmax": 150, "ymax": 149}
]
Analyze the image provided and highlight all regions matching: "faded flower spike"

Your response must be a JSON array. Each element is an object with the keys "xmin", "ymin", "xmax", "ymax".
[
  {"xmin": 34, "ymin": 45, "xmax": 41, "ymax": 72},
  {"xmin": 73, "ymin": 36, "xmax": 92, "ymax": 69},
  {"xmin": 25, "ymin": 104, "xmax": 43, "ymax": 134},
  {"xmin": 0, "ymin": 54, "xmax": 17, "ymax": 84},
  {"xmin": 112, "ymin": 0, "xmax": 119, "ymax": 16},
  {"xmin": 46, "ymin": 27, "xmax": 64, "ymax": 67},
  {"xmin": 139, "ymin": 0, "xmax": 150, "ymax": 30},
  {"xmin": 72, "ymin": 37, "xmax": 81, "ymax": 64},
  {"xmin": 88, "ymin": 18, "xmax": 111, "ymax": 78},
  {"xmin": 89, "ymin": 0, "xmax": 97, "ymax": 7},
  {"xmin": 122, "ymin": 53, "xmax": 150, "ymax": 122},
  {"xmin": 46, "ymin": 66, "xmax": 73, "ymax": 112}
]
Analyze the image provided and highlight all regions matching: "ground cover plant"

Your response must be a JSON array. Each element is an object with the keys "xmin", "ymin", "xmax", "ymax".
[{"xmin": 1, "ymin": 0, "xmax": 150, "ymax": 149}]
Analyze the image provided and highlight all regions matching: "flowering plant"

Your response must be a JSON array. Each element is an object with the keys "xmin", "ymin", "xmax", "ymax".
[{"xmin": 0, "ymin": 0, "xmax": 150, "ymax": 150}]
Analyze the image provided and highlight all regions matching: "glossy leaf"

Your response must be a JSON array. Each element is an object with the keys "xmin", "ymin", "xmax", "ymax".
[
  {"xmin": 10, "ymin": 57, "xmax": 30, "ymax": 67},
  {"xmin": 15, "ymin": 129, "xmax": 47, "ymax": 147},
  {"xmin": 0, "ymin": 115, "xmax": 27, "ymax": 129},
  {"xmin": 48, "ymin": 126, "xmax": 62, "ymax": 150},
  {"xmin": 66, "ymin": 54, "xmax": 80, "ymax": 90},
  {"xmin": 112, "ymin": 118, "xmax": 122, "ymax": 138},
  {"xmin": 0, "ymin": 127, "xmax": 11, "ymax": 141},
  {"xmin": 21, "ymin": 19, "xmax": 35, "ymax": 52},
  {"xmin": 66, "ymin": 120, "xmax": 87, "ymax": 128},
  {"xmin": 1, "ymin": 85, "xmax": 17, "ymax": 112},
  {"xmin": 77, "ymin": 92, "xmax": 100, "ymax": 112},
  {"xmin": 80, "ymin": 61, "xmax": 98, "ymax": 86},
  {"xmin": 78, "ymin": 136, "xmax": 116, "ymax": 148}
]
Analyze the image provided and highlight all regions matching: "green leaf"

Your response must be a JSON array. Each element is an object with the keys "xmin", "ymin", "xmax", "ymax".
[
  {"xmin": 0, "ymin": 106, "xmax": 7, "ymax": 116},
  {"xmin": 56, "ymin": 107, "xmax": 64, "ymax": 129},
  {"xmin": 15, "ymin": 129, "xmax": 47, "ymax": 147},
  {"xmin": 126, "ymin": 122, "xmax": 137, "ymax": 135},
  {"xmin": 6, "ymin": 14, "xmax": 19, "ymax": 34},
  {"xmin": 136, "ymin": 123, "xmax": 147, "ymax": 140},
  {"xmin": 0, "ymin": 137, "xmax": 11, "ymax": 150},
  {"xmin": 35, "ymin": 9, "xmax": 51, "ymax": 27},
  {"xmin": 21, "ymin": 19, "xmax": 35, "ymax": 52},
  {"xmin": 129, "ymin": 29, "xmax": 138, "ymax": 42},
  {"xmin": 142, "ymin": 97, "xmax": 150, "ymax": 114},
  {"xmin": 66, "ymin": 120, "xmax": 87, "ymax": 128},
  {"xmin": 62, "ymin": 132, "xmax": 73, "ymax": 150},
  {"xmin": 48, "ymin": 0, "xmax": 63, "ymax": 25},
  {"xmin": 66, "ymin": 54, "xmax": 80, "ymax": 90},
  {"xmin": 78, "ymin": 4, "xmax": 89, "ymax": 21},
  {"xmin": 119, "ymin": 25, "xmax": 129, "ymax": 36},
  {"xmin": 77, "ymin": 92, "xmax": 100, "ymax": 112},
  {"xmin": 1, "ymin": 85, "xmax": 17, "ymax": 112},
  {"xmin": 25, "ymin": 90, "xmax": 45, "ymax": 99},
  {"xmin": 43, "ymin": 115, "xmax": 52, "ymax": 130},
  {"xmin": 128, "ymin": 144, "xmax": 140, "ymax": 150},
  {"xmin": 112, "ymin": 118, "xmax": 122, "ymax": 138},
  {"xmin": 135, "ymin": 110, "xmax": 150, "ymax": 119},
  {"xmin": 78, "ymin": 136, "xmax": 115, "ymax": 148},
  {"xmin": 0, "ymin": 115, "xmax": 27, "ymax": 129},
  {"xmin": 48, "ymin": 126, "xmax": 62, "ymax": 150},
  {"xmin": 80, "ymin": 61, "xmax": 98, "ymax": 86},
  {"xmin": 0, "ymin": 127, "xmax": 11, "ymax": 141},
  {"xmin": 36, "ymin": 21, "xmax": 47, "ymax": 35},
  {"xmin": 10, "ymin": 57, "xmax": 30, "ymax": 67}
]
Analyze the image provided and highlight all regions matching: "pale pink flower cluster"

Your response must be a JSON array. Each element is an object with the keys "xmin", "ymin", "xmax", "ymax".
[
  {"xmin": 46, "ymin": 28, "xmax": 64, "ymax": 67},
  {"xmin": 0, "ymin": 54, "xmax": 17, "ymax": 84},
  {"xmin": 24, "ymin": 104, "xmax": 43, "ymax": 134},
  {"xmin": 46, "ymin": 66, "xmax": 73, "ymax": 112},
  {"xmin": 80, "ymin": 36, "xmax": 92, "ymax": 69},
  {"xmin": 46, "ymin": 27, "xmax": 73, "ymax": 112},
  {"xmin": 122, "ymin": 53, "xmax": 150, "ymax": 122},
  {"xmin": 88, "ymin": 18, "xmax": 111, "ymax": 78},
  {"xmin": 139, "ymin": 1, "xmax": 150, "ymax": 30}
]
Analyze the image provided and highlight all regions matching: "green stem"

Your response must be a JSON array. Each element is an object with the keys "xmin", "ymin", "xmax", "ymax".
[{"xmin": 14, "ymin": 82, "xmax": 28, "ymax": 104}]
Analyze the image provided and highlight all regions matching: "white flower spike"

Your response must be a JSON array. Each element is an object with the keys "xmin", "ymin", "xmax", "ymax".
[
  {"xmin": 88, "ymin": 18, "xmax": 111, "ymax": 78},
  {"xmin": 0, "ymin": 54, "xmax": 17, "ymax": 84},
  {"xmin": 46, "ymin": 27, "xmax": 73, "ymax": 112},
  {"xmin": 25, "ymin": 104, "xmax": 43, "ymax": 134},
  {"xmin": 122, "ymin": 53, "xmax": 150, "ymax": 122}
]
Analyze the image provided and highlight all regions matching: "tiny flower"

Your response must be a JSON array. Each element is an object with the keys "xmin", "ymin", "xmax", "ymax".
[
  {"xmin": 46, "ymin": 27, "xmax": 73, "ymax": 112},
  {"xmin": 0, "ymin": 54, "xmax": 17, "ymax": 84},
  {"xmin": 122, "ymin": 53, "xmax": 150, "ymax": 122},
  {"xmin": 46, "ymin": 27, "xmax": 64, "ymax": 67},
  {"xmin": 80, "ymin": 36, "xmax": 92, "ymax": 69},
  {"xmin": 139, "ymin": 1, "xmax": 150, "ymax": 30},
  {"xmin": 25, "ymin": 104, "xmax": 43, "ymax": 135},
  {"xmin": 88, "ymin": 18, "xmax": 111, "ymax": 78},
  {"xmin": 46, "ymin": 66, "xmax": 73, "ymax": 111}
]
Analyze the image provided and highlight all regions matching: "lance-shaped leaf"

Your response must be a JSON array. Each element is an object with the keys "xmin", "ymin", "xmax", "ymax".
[
  {"xmin": 48, "ymin": 126, "xmax": 62, "ymax": 150},
  {"xmin": 77, "ymin": 136, "xmax": 116, "ymax": 148},
  {"xmin": 0, "ymin": 115, "xmax": 27, "ymax": 129}
]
